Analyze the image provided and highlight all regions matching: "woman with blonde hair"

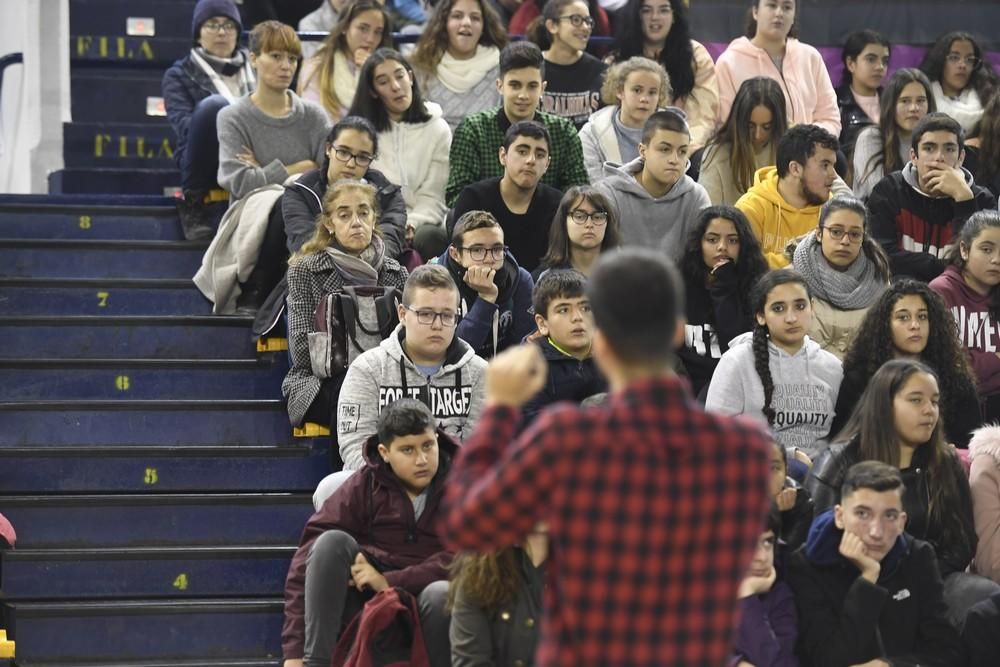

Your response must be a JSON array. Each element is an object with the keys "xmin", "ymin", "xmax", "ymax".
[
  {"xmin": 297, "ymin": 0, "xmax": 394, "ymax": 121},
  {"xmin": 578, "ymin": 56, "xmax": 670, "ymax": 183},
  {"xmin": 409, "ymin": 0, "xmax": 509, "ymax": 130},
  {"xmin": 281, "ymin": 179, "xmax": 408, "ymax": 429}
]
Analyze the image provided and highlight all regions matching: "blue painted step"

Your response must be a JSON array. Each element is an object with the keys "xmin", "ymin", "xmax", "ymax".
[
  {"xmin": 0, "ymin": 316, "xmax": 256, "ymax": 359},
  {"xmin": 0, "ymin": 442, "xmax": 332, "ymax": 493},
  {"xmin": 0, "ymin": 201, "xmax": 182, "ymax": 240},
  {"xmin": 65, "ymin": 122, "xmax": 176, "ymax": 170},
  {"xmin": 0, "ymin": 400, "xmax": 292, "ymax": 446},
  {"xmin": 71, "ymin": 0, "xmax": 196, "ymax": 40},
  {"xmin": 4, "ymin": 599, "xmax": 282, "ymax": 663},
  {"xmin": 71, "ymin": 35, "xmax": 190, "ymax": 68},
  {"xmin": 0, "ymin": 239, "xmax": 204, "ymax": 279},
  {"xmin": 1, "ymin": 493, "xmax": 312, "ymax": 548},
  {"xmin": 50, "ymin": 168, "xmax": 180, "ymax": 196},
  {"xmin": 0, "ymin": 279, "xmax": 210, "ymax": 316},
  {"xmin": 1, "ymin": 546, "xmax": 295, "ymax": 599},
  {"xmin": 72, "ymin": 72, "xmax": 170, "ymax": 124},
  {"xmin": 0, "ymin": 358, "xmax": 285, "ymax": 399}
]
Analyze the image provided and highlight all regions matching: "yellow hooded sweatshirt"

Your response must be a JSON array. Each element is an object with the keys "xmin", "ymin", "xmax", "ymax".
[{"xmin": 735, "ymin": 166, "xmax": 824, "ymax": 268}]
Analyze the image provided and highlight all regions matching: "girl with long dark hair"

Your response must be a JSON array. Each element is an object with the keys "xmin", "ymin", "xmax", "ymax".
[
  {"xmin": 920, "ymin": 31, "xmax": 999, "ymax": 134},
  {"xmin": 699, "ymin": 76, "xmax": 788, "ymax": 206},
  {"xmin": 836, "ymin": 30, "xmax": 890, "ymax": 156},
  {"xmin": 678, "ymin": 205, "xmax": 768, "ymax": 399},
  {"xmin": 610, "ymin": 0, "xmax": 719, "ymax": 149},
  {"xmin": 808, "ymin": 359, "xmax": 998, "ymax": 625},
  {"xmin": 851, "ymin": 68, "xmax": 935, "ymax": 199},
  {"xmin": 347, "ymin": 49, "xmax": 451, "ymax": 254},
  {"xmin": 931, "ymin": 210, "xmax": 1000, "ymax": 421},
  {"xmin": 830, "ymin": 279, "xmax": 981, "ymax": 447},
  {"xmin": 705, "ymin": 270, "xmax": 843, "ymax": 459},
  {"xmin": 964, "ymin": 90, "xmax": 1000, "ymax": 198}
]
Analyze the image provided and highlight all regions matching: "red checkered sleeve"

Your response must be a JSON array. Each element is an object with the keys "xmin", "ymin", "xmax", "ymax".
[{"xmin": 441, "ymin": 404, "xmax": 559, "ymax": 551}]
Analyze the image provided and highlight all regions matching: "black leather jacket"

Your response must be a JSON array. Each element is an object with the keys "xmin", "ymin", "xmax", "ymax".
[
  {"xmin": 807, "ymin": 436, "xmax": 977, "ymax": 578},
  {"xmin": 837, "ymin": 82, "xmax": 877, "ymax": 157}
]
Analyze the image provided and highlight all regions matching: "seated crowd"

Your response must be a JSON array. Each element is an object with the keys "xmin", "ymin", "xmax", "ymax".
[{"xmin": 165, "ymin": 0, "xmax": 1000, "ymax": 665}]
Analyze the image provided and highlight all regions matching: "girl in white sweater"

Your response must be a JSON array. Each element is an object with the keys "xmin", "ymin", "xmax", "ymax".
[{"xmin": 348, "ymin": 48, "xmax": 452, "ymax": 256}]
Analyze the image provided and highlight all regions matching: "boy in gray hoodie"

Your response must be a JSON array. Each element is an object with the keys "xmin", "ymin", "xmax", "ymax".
[
  {"xmin": 593, "ymin": 109, "xmax": 711, "ymax": 261},
  {"xmin": 336, "ymin": 264, "xmax": 488, "ymax": 472}
]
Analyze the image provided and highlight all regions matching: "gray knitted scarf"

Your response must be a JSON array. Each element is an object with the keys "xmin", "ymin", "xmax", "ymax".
[
  {"xmin": 324, "ymin": 235, "xmax": 385, "ymax": 286},
  {"xmin": 793, "ymin": 230, "xmax": 884, "ymax": 310}
]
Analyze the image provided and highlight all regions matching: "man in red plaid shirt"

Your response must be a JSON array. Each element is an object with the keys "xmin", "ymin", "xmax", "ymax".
[{"xmin": 439, "ymin": 248, "xmax": 773, "ymax": 666}]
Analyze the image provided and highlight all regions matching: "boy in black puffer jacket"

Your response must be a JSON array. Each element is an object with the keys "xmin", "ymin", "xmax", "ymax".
[{"xmin": 522, "ymin": 270, "xmax": 607, "ymax": 425}]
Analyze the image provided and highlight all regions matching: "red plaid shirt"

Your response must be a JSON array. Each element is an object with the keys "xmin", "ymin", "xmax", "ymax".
[{"xmin": 440, "ymin": 375, "xmax": 771, "ymax": 666}]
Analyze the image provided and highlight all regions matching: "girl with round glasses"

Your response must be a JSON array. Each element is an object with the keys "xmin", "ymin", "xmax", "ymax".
[
  {"xmin": 791, "ymin": 195, "xmax": 890, "ymax": 359},
  {"xmin": 282, "ymin": 179, "xmax": 409, "ymax": 429},
  {"xmin": 527, "ymin": 0, "xmax": 608, "ymax": 129},
  {"xmin": 533, "ymin": 186, "xmax": 621, "ymax": 280},
  {"xmin": 920, "ymin": 31, "xmax": 999, "ymax": 134}
]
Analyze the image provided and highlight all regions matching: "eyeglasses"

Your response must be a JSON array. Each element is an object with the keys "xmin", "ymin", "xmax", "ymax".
[
  {"xmin": 823, "ymin": 227, "xmax": 864, "ymax": 243},
  {"xmin": 556, "ymin": 14, "xmax": 594, "ymax": 28},
  {"xmin": 331, "ymin": 147, "xmax": 375, "ymax": 167},
  {"xmin": 403, "ymin": 305, "xmax": 459, "ymax": 327},
  {"xmin": 458, "ymin": 244, "xmax": 506, "ymax": 261},
  {"xmin": 203, "ymin": 20, "xmax": 239, "ymax": 33},
  {"xmin": 946, "ymin": 53, "xmax": 982, "ymax": 68},
  {"xmin": 333, "ymin": 208, "xmax": 374, "ymax": 224},
  {"xmin": 569, "ymin": 209, "xmax": 608, "ymax": 225}
]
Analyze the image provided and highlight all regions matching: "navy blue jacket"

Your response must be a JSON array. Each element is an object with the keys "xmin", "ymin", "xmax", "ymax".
[
  {"xmin": 522, "ymin": 337, "xmax": 607, "ymax": 424},
  {"xmin": 162, "ymin": 51, "xmax": 248, "ymax": 161}
]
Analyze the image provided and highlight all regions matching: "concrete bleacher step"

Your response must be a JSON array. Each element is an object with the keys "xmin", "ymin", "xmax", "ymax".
[
  {"xmin": 65, "ymin": 122, "xmax": 175, "ymax": 170},
  {"xmin": 0, "ymin": 399, "xmax": 293, "ymax": 447},
  {"xmin": 0, "ymin": 196, "xmax": 182, "ymax": 241},
  {"xmin": 0, "ymin": 278, "xmax": 210, "ymax": 316},
  {"xmin": 50, "ymin": 168, "xmax": 180, "ymax": 196},
  {"xmin": 3, "ymin": 599, "xmax": 281, "ymax": 665},
  {"xmin": 0, "ymin": 239, "xmax": 204, "ymax": 280},
  {"xmin": 0, "ymin": 358, "xmax": 286, "ymax": 400},
  {"xmin": 0, "ymin": 441, "xmax": 332, "ymax": 493},
  {"xmin": 71, "ymin": 72, "xmax": 169, "ymax": 124},
  {"xmin": 1, "ymin": 546, "xmax": 296, "ymax": 600},
  {"xmin": 0, "ymin": 316, "xmax": 255, "ymax": 359},
  {"xmin": 1, "ymin": 493, "xmax": 312, "ymax": 548}
]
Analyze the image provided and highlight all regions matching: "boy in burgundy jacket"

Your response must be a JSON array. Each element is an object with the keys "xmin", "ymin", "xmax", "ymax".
[{"xmin": 281, "ymin": 399, "xmax": 454, "ymax": 667}]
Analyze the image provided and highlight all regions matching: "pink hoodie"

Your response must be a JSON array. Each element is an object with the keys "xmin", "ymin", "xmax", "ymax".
[
  {"xmin": 930, "ymin": 264, "xmax": 1000, "ymax": 395},
  {"xmin": 715, "ymin": 36, "xmax": 841, "ymax": 137}
]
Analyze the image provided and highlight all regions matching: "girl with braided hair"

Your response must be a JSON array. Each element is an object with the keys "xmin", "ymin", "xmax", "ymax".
[{"xmin": 706, "ymin": 270, "xmax": 842, "ymax": 460}]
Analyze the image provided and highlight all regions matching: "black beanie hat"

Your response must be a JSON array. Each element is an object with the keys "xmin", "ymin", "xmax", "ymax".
[{"xmin": 192, "ymin": 0, "xmax": 243, "ymax": 44}]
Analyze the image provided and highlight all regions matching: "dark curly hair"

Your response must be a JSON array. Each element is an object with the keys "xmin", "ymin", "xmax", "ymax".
[
  {"xmin": 680, "ymin": 205, "xmax": 768, "ymax": 297},
  {"xmin": 841, "ymin": 279, "xmax": 975, "ymax": 436},
  {"xmin": 612, "ymin": 0, "xmax": 695, "ymax": 100},
  {"xmin": 750, "ymin": 270, "xmax": 812, "ymax": 426},
  {"xmin": 920, "ymin": 31, "xmax": 999, "ymax": 104}
]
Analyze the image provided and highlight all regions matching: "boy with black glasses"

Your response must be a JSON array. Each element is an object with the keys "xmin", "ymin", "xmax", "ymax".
[{"xmin": 436, "ymin": 210, "xmax": 536, "ymax": 359}]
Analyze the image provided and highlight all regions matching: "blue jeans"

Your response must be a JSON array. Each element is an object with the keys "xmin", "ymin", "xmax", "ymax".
[{"xmin": 179, "ymin": 94, "xmax": 230, "ymax": 191}]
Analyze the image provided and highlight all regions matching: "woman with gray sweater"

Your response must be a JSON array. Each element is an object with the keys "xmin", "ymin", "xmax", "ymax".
[{"xmin": 216, "ymin": 21, "xmax": 330, "ymax": 200}]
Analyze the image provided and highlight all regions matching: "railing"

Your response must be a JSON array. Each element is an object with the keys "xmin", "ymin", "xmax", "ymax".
[
  {"xmin": 293, "ymin": 31, "xmax": 616, "ymax": 46},
  {"xmin": 0, "ymin": 53, "xmax": 24, "ymax": 109}
]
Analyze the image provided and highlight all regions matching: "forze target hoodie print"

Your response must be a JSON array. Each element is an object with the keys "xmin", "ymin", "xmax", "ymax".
[
  {"xmin": 705, "ymin": 331, "xmax": 843, "ymax": 459},
  {"xmin": 336, "ymin": 324, "xmax": 487, "ymax": 471}
]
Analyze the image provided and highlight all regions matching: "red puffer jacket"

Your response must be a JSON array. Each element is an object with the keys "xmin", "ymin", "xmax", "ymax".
[{"xmin": 281, "ymin": 430, "xmax": 458, "ymax": 658}]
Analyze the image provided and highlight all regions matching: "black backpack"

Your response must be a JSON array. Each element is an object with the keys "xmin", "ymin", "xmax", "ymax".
[{"xmin": 307, "ymin": 285, "xmax": 401, "ymax": 378}]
